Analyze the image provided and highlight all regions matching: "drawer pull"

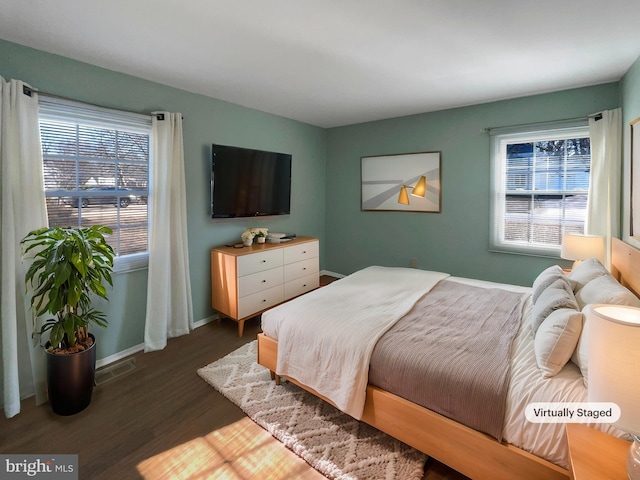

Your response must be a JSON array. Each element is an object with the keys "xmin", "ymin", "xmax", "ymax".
[
  {"xmin": 303, "ymin": 267, "xmax": 307, "ymax": 270},
  {"xmin": 262, "ymin": 279, "xmax": 266, "ymax": 283},
  {"xmin": 303, "ymin": 251, "xmax": 306, "ymax": 254},
  {"xmin": 303, "ymin": 284, "xmax": 307, "ymax": 287},
  {"xmin": 261, "ymin": 260, "xmax": 266, "ymax": 263},
  {"xmin": 262, "ymin": 299, "xmax": 267, "ymax": 303}
]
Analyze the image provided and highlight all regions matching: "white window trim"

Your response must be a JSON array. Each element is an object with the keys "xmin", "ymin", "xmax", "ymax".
[
  {"xmin": 489, "ymin": 124, "xmax": 590, "ymax": 257},
  {"xmin": 39, "ymin": 95, "xmax": 152, "ymax": 272},
  {"xmin": 113, "ymin": 252, "xmax": 149, "ymax": 273}
]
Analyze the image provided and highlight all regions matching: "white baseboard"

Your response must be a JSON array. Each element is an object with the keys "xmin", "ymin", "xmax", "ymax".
[
  {"xmin": 97, "ymin": 270, "xmax": 340, "ymax": 370},
  {"xmin": 96, "ymin": 343, "xmax": 144, "ymax": 369},
  {"xmin": 193, "ymin": 314, "xmax": 218, "ymax": 329},
  {"xmin": 96, "ymin": 314, "xmax": 219, "ymax": 369},
  {"xmin": 320, "ymin": 269, "xmax": 345, "ymax": 278}
]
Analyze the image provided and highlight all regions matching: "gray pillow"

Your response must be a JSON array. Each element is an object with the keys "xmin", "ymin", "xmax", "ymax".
[
  {"xmin": 532, "ymin": 265, "xmax": 572, "ymax": 304},
  {"xmin": 531, "ymin": 278, "xmax": 579, "ymax": 335}
]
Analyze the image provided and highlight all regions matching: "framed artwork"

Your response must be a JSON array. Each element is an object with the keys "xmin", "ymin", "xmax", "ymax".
[
  {"xmin": 361, "ymin": 151, "xmax": 441, "ymax": 212},
  {"xmin": 632, "ymin": 117, "xmax": 640, "ymax": 240}
]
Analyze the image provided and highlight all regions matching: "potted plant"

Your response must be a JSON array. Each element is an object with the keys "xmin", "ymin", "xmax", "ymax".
[
  {"xmin": 254, "ymin": 229, "xmax": 268, "ymax": 244},
  {"xmin": 21, "ymin": 225, "xmax": 115, "ymax": 415},
  {"xmin": 241, "ymin": 228, "xmax": 255, "ymax": 246}
]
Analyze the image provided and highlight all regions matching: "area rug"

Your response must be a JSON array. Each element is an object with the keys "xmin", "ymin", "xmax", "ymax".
[{"xmin": 197, "ymin": 341, "xmax": 427, "ymax": 480}]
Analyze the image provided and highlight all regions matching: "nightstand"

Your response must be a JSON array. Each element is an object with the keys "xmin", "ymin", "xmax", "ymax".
[{"xmin": 566, "ymin": 424, "xmax": 630, "ymax": 479}]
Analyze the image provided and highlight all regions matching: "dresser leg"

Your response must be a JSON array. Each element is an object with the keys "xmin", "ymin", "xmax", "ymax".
[{"xmin": 237, "ymin": 319, "xmax": 245, "ymax": 337}]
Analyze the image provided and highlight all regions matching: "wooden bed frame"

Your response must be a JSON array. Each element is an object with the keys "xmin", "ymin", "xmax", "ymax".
[{"xmin": 256, "ymin": 238, "xmax": 640, "ymax": 480}]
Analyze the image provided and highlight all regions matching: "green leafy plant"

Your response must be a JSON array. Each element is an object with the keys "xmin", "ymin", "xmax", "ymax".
[{"xmin": 21, "ymin": 226, "xmax": 115, "ymax": 352}]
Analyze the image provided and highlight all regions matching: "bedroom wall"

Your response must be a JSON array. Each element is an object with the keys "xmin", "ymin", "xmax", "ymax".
[
  {"xmin": 0, "ymin": 39, "xmax": 327, "ymax": 362},
  {"xmin": 0, "ymin": 37, "xmax": 633, "ymax": 384},
  {"xmin": 621, "ymin": 53, "xmax": 640, "ymax": 247},
  {"xmin": 325, "ymin": 84, "xmax": 621, "ymax": 287}
]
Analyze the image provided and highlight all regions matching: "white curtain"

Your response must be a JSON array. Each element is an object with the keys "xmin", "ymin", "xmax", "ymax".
[
  {"xmin": 144, "ymin": 112, "xmax": 193, "ymax": 351},
  {"xmin": 1, "ymin": 78, "xmax": 49, "ymax": 418},
  {"xmin": 587, "ymin": 108, "xmax": 622, "ymax": 268}
]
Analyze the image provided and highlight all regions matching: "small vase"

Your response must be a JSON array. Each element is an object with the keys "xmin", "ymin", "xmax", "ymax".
[
  {"xmin": 243, "ymin": 238, "xmax": 253, "ymax": 246},
  {"xmin": 257, "ymin": 237, "xmax": 266, "ymax": 244}
]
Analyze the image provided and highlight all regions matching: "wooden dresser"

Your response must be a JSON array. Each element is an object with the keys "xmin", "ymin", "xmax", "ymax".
[{"xmin": 211, "ymin": 236, "xmax": 319, "ymax": 336}]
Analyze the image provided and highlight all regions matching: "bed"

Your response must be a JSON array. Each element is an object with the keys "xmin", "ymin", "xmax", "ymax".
[{"xmin": 256, "ymin": 238, "xmax": 640, "ymax": 480}]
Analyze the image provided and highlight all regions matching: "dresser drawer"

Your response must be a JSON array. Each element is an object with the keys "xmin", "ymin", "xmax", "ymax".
[
  {"xmin": 285, "ymin": 273, "xmax": 319, "ymax": 299},
  {"xmin": 238, "ymin": 285, "xmax": 285, "ymax": 319},
  {"xmin": 283, "ymin": 241, "xmax": 319, "ymax": 265},
  {"xmin": 238, "ymin": 267, "xmax": 283, "ymax": 298},
  {"xmin": 284, "ymin": 257, "xmax": 319, "ymax": 282},
  {"xmin": 237, "ymin": 249, "xmax": 283, "ymax": 276}
]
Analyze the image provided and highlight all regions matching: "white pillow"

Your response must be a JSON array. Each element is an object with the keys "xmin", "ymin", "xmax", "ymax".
[
  {"xmin": 535, "ymin": 308, "xmax": 583, "ymax": 378},
  {"xmin": 574, "ymin": 274, "xmax": 640, "ymax": 310},
  {"xmin": 532, "ymin": 265, "xmax": 572, "ymax": 304},
  {"xmin": 570, "ymin": 307, "xmax": 590, "ymax": 386},
  {"xmin": 568, "ymin": 258, "xmax": 609, "ymax": 291},
  {"xmin": 531, "ymin": 278, "xmax": 579, "ymax": 335}
]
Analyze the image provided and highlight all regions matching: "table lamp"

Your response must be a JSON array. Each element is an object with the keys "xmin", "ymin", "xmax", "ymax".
[
  {"xmin": 560, "ymin": 233, "xmax": 605, "ymax": 269},
  {"xmin": 588, "ymin": 304, "xmax": 640, "ymax": 479}
]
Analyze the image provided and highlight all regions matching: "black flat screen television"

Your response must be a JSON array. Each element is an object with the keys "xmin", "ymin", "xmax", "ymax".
[{"xmin": 211, "ymin": 143, "xmax": 292, "ymax": 218}]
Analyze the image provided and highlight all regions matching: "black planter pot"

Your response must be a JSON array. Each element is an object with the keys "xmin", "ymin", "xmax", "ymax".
[{"xmin": 45, "ymin": 334, "xmax": 97, "ymax": 416}]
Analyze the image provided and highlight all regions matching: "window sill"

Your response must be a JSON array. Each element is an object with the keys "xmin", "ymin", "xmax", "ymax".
[
  {"xmin": 489, "ymin": 242, "xmax": 560, "ymax": 259},
  {"xmin": 113, "ymin": 252, "xmax": 149, "ymax": 274}
]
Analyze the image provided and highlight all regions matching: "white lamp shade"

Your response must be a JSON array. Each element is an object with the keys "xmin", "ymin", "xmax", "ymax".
[
  {"xmin": 588, "ymin": 304, "xmax": 640, "ymax": 434},
  {"xmin": 560, "ymin": 233, "xmax": 605, "ymax": 264}
]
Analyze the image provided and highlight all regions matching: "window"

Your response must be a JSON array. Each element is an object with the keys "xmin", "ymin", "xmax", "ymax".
[
  {"xmin": 490, "ymin": 125, "xmax": 591, "ymax": 257},
  {"xmin": 39, "ymin": 97, "xmax": 151, "ymax": 271}
]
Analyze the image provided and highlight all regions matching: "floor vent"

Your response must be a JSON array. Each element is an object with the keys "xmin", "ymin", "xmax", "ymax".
[{"xmin": 95, "ymin": 358, "xmax": 136, "ymax": 385}]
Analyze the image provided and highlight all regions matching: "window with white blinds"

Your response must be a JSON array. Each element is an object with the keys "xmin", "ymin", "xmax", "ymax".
[
  {"xmin": 490, "ymin": 125, "xmax": 591, "ymax": 257},
  {"xmin": 39, "ymin": 97, "xmax": 151, "ymax": 271}
]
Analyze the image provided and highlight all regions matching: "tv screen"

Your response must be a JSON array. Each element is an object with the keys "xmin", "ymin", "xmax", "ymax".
[{"xmin": 211, "ymin": 144, "xmax": 292, "ymax": 218}]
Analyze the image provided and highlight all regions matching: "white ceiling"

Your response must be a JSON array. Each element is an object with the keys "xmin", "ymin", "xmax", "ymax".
[{"xmin": 1, "ymin": 0, "xmax": 640, "ymax": 128}]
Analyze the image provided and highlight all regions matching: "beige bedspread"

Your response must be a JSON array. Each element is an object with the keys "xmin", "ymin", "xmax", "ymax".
[
  {"xmin": 368, "ymin": 279, "xmax": 525, "ymax": 441},
  {"xmin": 263, "ymin": 266, "xmax": 449, "ymax": 419}
]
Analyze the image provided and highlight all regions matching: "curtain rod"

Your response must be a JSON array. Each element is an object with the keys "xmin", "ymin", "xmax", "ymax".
[
  {"xmin": 483, "ymin": 113, "xmax": 602, "ymax": 133},
  {"xmin": 22, "ymin": 85, "xmax": 178, "ymax": 119}
]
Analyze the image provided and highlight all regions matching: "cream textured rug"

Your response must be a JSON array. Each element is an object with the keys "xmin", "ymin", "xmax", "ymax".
[{"xmin": 197, "ymin": 340, "xmax": 427, "ymax": 480}]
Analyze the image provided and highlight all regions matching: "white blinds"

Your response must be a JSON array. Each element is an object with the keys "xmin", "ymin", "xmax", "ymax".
[
  {"xmin": 39, "ymin": 96, "xmax": 151, "ymax": 132},
  {"xmin": 490, "ymin": 125, "xmax": 591, "ymax": 257},
  {"xmin": 38, "ymin": 95, "xmax": 152, "ymax": 263}
]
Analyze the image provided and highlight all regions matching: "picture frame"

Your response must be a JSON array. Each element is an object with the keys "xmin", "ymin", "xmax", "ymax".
[
  {"xmin": 361, "ymin": 151, "xmax": 441, "ymax": 212},
  {"xmin": 632, "ymin": 117, "xmax": 640, "ymax": 240}
]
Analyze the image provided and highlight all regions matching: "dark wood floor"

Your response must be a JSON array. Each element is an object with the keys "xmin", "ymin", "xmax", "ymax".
[{"xmin": 1, "ymin": 310, "xmax": 468, "ymax": 479}]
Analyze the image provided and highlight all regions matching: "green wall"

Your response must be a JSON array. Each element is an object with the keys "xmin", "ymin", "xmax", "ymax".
[
  {"xmin": 621, "ymin": 54, "xmax": 640, "ymax": 245},
  {"xmin": 1, "ymin": 37, "xmax": 635, "ymax": 367},
  {"xmin": 325, "ymin": 84, "xmax": 621, "ymax": 286},
  {"xmin": 622, "ymin": 55, "xmax": 640, "ymax": 120},
  {"xmin": 0, "ymin": 39, "xmax": 327, "ymax": 361}
]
